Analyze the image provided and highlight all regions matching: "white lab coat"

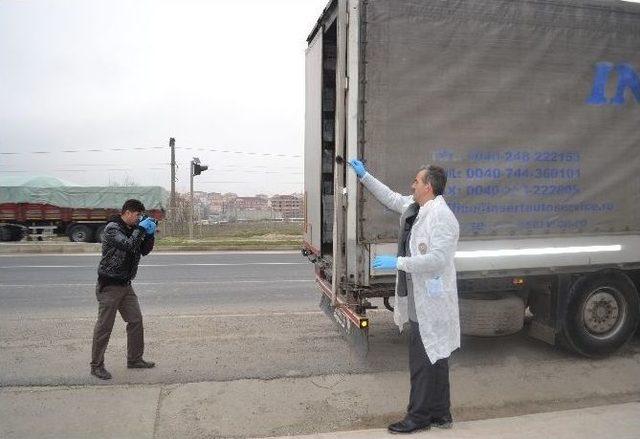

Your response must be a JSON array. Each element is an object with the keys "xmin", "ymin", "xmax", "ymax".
[{"xmin": 361, "ymin": 172, "xmax": 461, "ymax": 363}]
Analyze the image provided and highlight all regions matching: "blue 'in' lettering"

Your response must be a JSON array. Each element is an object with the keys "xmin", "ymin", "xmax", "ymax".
[
  {"xmin": 587, "ymin": 62, "xmax": 640, "ymax": 105},
  {"xmin": 610, "ymin": 63, "xmax": 640, "ymax": 105},
  {"xmin": 586, "ymin": 62, "xmax": 613, "ymax": 105}
]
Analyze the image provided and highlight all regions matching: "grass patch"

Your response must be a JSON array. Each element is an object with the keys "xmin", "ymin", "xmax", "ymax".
[
  {"xmin": 157, "ymin": 222, "xmax": 304, "ymax": 250},
  {"xmin": 156, "ymin": 233, "xmax": 303, "ymax": 250}
]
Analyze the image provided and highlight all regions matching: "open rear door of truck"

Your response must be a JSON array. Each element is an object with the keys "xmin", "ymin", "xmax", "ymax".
[{"xmin": 303, "ymin": 29, "xmax": 323, "ymax": 255}]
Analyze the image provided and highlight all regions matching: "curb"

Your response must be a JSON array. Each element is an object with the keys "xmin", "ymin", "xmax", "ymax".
[
  {"xmin": 0, "ymin": 243, "xmax": 101, "ymax": 254},
  {"xmin": 0, "ymin": 243, "xmax": 301, "ymax": 254}
]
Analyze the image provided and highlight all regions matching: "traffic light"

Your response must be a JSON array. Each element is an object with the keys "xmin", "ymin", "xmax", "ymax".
[
  {"xmin": 193, "ymin": 163, "xmax": 208, "ymax": 175},
  {"xmin": 191, "ymin": 158, "xmax": 208, "ymax": 176}
]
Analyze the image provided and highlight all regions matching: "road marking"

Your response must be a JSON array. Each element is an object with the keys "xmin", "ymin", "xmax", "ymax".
[
  {"xmin": 143, "ymin": 262, "xmax": 308, "ymax": 267},
  {"xmin": 0, "ymin": 310, "xmax": 329, "ymax": 321},
  {"xmin": 0, "ymin": 279, "xmax": 314, "ymax": 288},
  {"xmin": 0, "ymin": 309, "xmax": 389, "ymax": 322},
  {"xmin": 0, "ymin": 265, "xmax": 96, "ymax": 269},
  {"xmin": 0, "ymin": 250, "xmax": 300, "ymax": 257},
  {"xmin": 0, "ymin": 262, "xmax": 309, "ymax": 269},
  {"xmin": 158, "ymin": 310, "xmax": 325, "ymax": 319}
]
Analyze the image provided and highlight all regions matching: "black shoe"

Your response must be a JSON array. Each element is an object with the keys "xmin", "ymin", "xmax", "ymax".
[
  {"xmin": 127, "ymin": 359, "xmax": 155, "ymax": 369},
  {"xmin": 431, "ymin": 416, "xmax": 453, "ymax": 429},
  {"xmin": 90, "ymin": 365, "xmax": 112, "ymax": 380},
  {"xmin": 388, "ymin": 418, "xmax": 431, "ymax": 434}
]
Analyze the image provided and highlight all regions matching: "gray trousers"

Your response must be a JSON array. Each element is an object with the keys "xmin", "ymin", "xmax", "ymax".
[
  {"xmin": 91, "ymin": 283, "xmax": 144, "ymax": 367},
  {"xmin": 407, "ymin": 321, "xmax": 451, "ymax": 423}
]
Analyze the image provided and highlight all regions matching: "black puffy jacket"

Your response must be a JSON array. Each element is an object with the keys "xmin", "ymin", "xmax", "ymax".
[{"xmin": 97, "ymin": 215, "xmax": 154, "ymax": 285}]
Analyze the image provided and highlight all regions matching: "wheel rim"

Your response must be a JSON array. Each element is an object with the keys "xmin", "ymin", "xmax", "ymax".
[
  {"xmin": 580, "ymin": 286, "xmax": 627, "ymax": 340},
  {"xmin": 73, "ymin": 230, "xmax": 86, "ymax": 241}
]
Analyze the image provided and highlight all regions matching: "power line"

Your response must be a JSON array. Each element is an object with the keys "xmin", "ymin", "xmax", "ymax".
[
  {"xmin": 182, "ymin": 147, "xmax": 302, "ymax": 159},
  {"xmin": 0, "ymin": 147, "xmax": 165, "ymax": 155},
  {"xmin": 58, "ymin": 163, "xmax": 171, "ymax": 167},
  {"xmin": 0, "ymin": 168, "xmax": 168, "ymax": 172},
  {"xmin": 199, "ymin": 181, "xmax": 302, "ymax": 185},
  {"xmin": 1, "ymin": 168, "xmax": 302, "ymax": 175},
  {"xmin": 207, "ymin": 169, "xmax": 303, "ymax": 175},
  {"xmin": 1, "ymin": 146, "xmax": 302, "ymax": 159}
]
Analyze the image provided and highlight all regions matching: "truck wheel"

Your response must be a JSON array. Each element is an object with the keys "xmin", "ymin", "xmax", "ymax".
[
  {"xmin": 12, "ymin": 226, "xmax": 25, "ymax": 241},
  {"xmin": 460, "ymin": 295, "xmax": 525, "ymax": 336},
  {"xmin": 0, "ymin": 226, "xmax": 11, "ymax": 241},
  {"xmin": 0, "ymin": 225, "xmax": 25, "ymax": 242},
  {"xmin": 95, "ymin": 225, "xmax": 106, "ymax": 243},
  {"xmin": 562, "ymin": 272, "xmax": 639, "ymax": 357},
  {"xmin": 68, "ymin": 224, "xmax": 94, "ymax": 243}
]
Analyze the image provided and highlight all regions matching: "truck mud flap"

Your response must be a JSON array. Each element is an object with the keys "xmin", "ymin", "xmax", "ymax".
[{"xmin": 319, "ymin": 294, "xmax": 369, "ymax": 357}]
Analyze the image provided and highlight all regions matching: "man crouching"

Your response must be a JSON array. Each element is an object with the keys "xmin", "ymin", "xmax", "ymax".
[{"xmin": 90, "ymin": 199, "xmax": 157, "ymax": 380}]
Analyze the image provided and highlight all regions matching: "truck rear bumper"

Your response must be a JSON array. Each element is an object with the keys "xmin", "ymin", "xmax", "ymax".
[{"xmin": 315, "ymin": 275, "xmax": 370, "ymax": 356}]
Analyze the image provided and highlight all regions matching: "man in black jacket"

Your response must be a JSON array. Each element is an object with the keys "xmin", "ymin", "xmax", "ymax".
[{"xmin": 90, "ymin": 199, "xmax": 157, "ymax": 380}]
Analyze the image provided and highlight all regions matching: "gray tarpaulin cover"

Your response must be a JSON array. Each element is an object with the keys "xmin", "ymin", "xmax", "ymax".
[
  {"xmin": 0, "ymin": 175, "xmax": 168, "ymax": 210},
  {"xmin": 360, "ymin": 0, "xmax": 640, "ymax": 242}
]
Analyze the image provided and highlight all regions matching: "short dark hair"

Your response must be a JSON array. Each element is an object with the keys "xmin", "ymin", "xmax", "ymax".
[
  {"xmin": 121, "ymin": 199, "xmax": 146, "ymax": 213},
  {"xmin": 420, "ymin": 165, "xmax": 447, "ymax": 196}
]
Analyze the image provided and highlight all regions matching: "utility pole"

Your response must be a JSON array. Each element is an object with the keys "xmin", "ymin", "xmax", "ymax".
[
  {"xmin": 169, "ymin": 138, "xmax": 176, "ymax": 227},
  {"xmin": 189, "ymin": 157, "xmax": 208, "ymax": 240}
]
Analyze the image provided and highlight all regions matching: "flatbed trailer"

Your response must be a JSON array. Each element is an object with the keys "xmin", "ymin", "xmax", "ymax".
[
  {"xmin": 0, "ymin": 203, "xmax": 164, "ymax": 242},
  {"xmin": 0, "ymin": 177, "xmax": 167, "ymax": 242}
]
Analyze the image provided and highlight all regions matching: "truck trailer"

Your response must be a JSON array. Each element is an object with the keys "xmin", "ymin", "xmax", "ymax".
[
  {"xmin": 0, "ymin": 176, "xmax": 167, "ymax": 242},
  {"xmin": 302, "ymin": 0, "xmax": 640, "ymax": 357}
]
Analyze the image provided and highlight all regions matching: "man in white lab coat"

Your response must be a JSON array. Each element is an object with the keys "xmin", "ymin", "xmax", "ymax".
[{"xmin": 348, "ymin": 160, "xmax": 460, "ymax": 434}]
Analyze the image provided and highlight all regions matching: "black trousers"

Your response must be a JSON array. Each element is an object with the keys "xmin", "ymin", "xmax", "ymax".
[
  {"xmin": 91, "ymin": 283, "xmax": 144, "ymax": 367},
  {"xmin": 406, "ymin": 320, "xmax": 451, "ymax": 423}
]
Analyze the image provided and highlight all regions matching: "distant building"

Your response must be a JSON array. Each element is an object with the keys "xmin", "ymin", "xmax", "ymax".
[
  {"xmin": 207, "ymin": 192, "xmax": 225, "ymax": 214},
  {"xmin": 193, "ymin": 190, "xmax": 208, "ymax": 203},
  {"xmin": 270, "ymin": 194, "xmax": 303, "ymax": 219},
  {"xmin": 186, "ymin": 190, "xmax": 304, "ymax": 222},
  {"xmin": 234, "ymin": 197, "xmax": 269, "ymax": 210}
]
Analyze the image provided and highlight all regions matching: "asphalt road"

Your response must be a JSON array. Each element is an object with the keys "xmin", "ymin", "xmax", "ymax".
[
  {"xmin": 0, "ymin": 251, "xmax": 318, "ymax": 317},
  {"xmin": 1, "ymin": 251, "xmax": 639, "ymax": 437}
]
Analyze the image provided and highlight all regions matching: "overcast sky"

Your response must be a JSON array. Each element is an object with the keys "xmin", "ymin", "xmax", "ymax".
[{"xmin": 0, "ymin": 0, "xmax": 329, "ymax": 196}]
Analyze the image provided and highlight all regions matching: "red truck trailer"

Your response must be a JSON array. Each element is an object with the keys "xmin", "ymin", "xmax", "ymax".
[{"xmin": 0, "ymin": 176, "xmax": 167, "ymax": 242}]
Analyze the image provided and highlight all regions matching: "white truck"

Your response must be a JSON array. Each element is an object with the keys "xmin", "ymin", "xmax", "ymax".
[{"xmin": 302, "ymin": 0, "xmax": 640, "ymax": 357}]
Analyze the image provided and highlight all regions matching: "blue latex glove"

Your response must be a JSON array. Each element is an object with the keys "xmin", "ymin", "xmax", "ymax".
[
  {"xmin": 138, "ymin": 218, "xmax": 156, "ymax": 236},
  {"xmin": 373, "ymin": 255, "xmax": 398, "ymax": 270},
  {"xmin": 348, "ymin": 159, "xmax": 367, "ymax": 178}
]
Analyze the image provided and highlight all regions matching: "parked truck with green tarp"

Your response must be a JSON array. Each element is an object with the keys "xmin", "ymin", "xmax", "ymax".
[{"xmin": 0, "ymin": 175, "xmax": 168, "ymax": 242}]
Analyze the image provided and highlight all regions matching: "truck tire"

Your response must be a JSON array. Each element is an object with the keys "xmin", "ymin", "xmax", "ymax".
[
  {"xmin": 12, "ymin": 226, "xmax": 25, "ymax": 241},
  {"xmin": 460, "ymin": 295, "xmax": 525, "ymax": 337},
  {"xmin": 95, "ymin": 225, "xmax": 106, "ymax": 243},
  {"xmin": 0, "ymin": 225, "xmax": 25, "ymax": 242},
  {"xmin": 68, "ymin": 224, "xmax": 94, "ymax": 243},
  {"xmin": 0, "ymin": 226, "xmax": 11, "ymax": 241},
  {"xmin": 561, "ymin": 271, "xmax": 639, "ymax": 357}
]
